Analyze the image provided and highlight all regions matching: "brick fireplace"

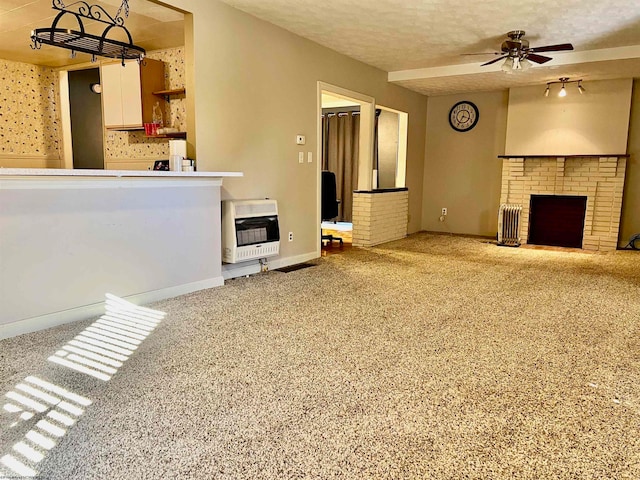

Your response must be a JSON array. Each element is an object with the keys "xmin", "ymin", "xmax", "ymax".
[{"xmin": 499, "ymin": 155, "xmax": 627, "ymax": 251}]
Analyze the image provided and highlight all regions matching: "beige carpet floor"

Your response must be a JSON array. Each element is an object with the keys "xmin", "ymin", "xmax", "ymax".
[{"xmin": 1, "ymin": 233, "xmax": 639, "ymax": 479}]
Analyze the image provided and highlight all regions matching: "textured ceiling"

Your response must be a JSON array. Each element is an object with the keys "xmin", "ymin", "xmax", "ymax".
[
  {"xmin": 220, "ymin": 0, "xmax": 640, "ymax": 96},
  {"xmin": 1, "ymin": 0, "xmax": 639, "ymax": 94},
  {"xmin": 0, "ymin": 0, "xmax": 183, "ymax": 67}
]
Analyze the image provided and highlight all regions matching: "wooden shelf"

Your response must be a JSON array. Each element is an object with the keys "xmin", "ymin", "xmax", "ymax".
[
  {"xmin": 149, "ymin": 88, "xmax": 186, "ymax": 137},
  {"xmin": 152, "ymin": 88, "xmax": 185, "ymax": 96}
]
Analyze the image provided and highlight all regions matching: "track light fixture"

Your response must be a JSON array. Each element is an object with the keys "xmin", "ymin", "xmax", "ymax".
[{"xmin": 544, "ymin": 77, "xmax": 585, "ymax": 97}]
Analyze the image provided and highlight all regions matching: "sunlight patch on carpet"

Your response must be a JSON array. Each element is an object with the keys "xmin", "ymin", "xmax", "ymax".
[{"xmin": 0, "ymin": 294, "xmax": 165, "ymax": 478}]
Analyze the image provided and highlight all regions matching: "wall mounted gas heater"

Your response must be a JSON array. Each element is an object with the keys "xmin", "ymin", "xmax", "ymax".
[{"xmin": 222, "ymin": 199, "xmax": 280, "ymax": 263}]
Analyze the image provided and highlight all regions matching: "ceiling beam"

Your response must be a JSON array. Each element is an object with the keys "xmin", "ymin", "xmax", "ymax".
[{"xmin": 388, "ymin": 45, "xmax": 640, "ymax": 83}]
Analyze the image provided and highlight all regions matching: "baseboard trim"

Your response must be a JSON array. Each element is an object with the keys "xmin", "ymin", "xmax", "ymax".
[
  {"xmin": 0, "ymin": 276, "xmax": 224, "ymax": 340},
  {"xmin": 222, "ymin": 251, "xmax": 319, "ymax": 280}
]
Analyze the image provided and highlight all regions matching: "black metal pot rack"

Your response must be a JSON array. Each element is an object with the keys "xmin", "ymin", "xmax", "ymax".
[{"xmin": 30, "ymin": 0, "xmax": 145, "ymax": 65}]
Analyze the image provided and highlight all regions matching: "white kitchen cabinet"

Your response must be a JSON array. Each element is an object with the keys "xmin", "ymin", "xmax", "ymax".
[{"xmin": 101, "ymin": 59, "xmax": 165, "ymax": 130}]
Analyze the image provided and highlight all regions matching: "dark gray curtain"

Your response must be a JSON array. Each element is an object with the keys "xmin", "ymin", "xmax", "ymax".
[{"xmin": 321, "ymin": 112, "xmax": 359, "ymax": 222}]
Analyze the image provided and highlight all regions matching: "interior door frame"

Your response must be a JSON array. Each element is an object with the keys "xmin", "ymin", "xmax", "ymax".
[
  {"xmin": 59, "ymin": 61, "xmax": 108, "ymax": 169},
  {"xmin": 59, "ymin": 71, "xmax": 74, "ymax": 169},
  {"xmin": 316, "ymin": 81, "xmax": 376, "ymax": 256}
]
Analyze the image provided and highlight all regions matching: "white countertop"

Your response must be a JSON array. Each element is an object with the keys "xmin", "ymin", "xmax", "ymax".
[{"xmin": 0, "ymin": 168, "xmax": 243, "ymax": 178}]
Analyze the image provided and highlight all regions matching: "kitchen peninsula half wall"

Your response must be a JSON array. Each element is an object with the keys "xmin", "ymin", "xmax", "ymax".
[{"xmin": 0, "ymin": 168, "xmax": 242, "ymax": 339}]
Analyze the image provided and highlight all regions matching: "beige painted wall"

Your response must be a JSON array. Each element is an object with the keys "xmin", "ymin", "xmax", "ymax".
[
  {"xmin": 422, "ymin": 91, "xmax": 508, "ymax": 237},
  {"xmin": 158, "ymin": 0, "xmax": 427, "ymax": 262},
  {"xmin": 506, "ymin": 79, "xmax": 632, "ymax": 156},
  {"xmin": 378, "ymin": 110, "xmax": 399, "ymax": 189},
  {"xmin": 621, "ymin": 80, "xmax": 640, "ymax": 246}
]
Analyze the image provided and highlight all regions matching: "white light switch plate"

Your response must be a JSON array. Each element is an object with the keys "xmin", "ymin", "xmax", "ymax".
[{"xmin": 298, "ymin": 152, "xmax": 304, "ymax": 163}]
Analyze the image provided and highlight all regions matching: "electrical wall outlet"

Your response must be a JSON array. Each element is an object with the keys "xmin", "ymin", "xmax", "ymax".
[
  {"xmin": 442, "ymin": 207, "xmax": 448, "ymax": 216},
  {"xmin": 288, "ymin": 232, "xmax": 293, "ymax": 242}
]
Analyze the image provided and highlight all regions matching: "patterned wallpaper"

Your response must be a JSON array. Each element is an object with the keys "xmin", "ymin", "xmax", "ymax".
[
  {"xmin": 105, "ymin": 47, "xmax": 186, "ymax": 160},
  {"xmin": 149, "ymin": 47, "xmax": 186, "ymax": 133},
  {"xmin": 0, "ymin": 46, "xmax": 184, "ymax": 165},
  {"xmin": 0, "ymin": 59, "xmax": 61, "ymax": 157}
]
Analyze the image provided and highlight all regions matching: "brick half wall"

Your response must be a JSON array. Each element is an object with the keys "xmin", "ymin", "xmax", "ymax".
[{"xmin": 352, "ymin": 189, "xmax": 409, "ymax": 247}]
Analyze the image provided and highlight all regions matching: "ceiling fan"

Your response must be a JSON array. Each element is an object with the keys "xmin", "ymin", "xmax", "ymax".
[{"xmin": 467, "ymin": 30, "xmax": 573, "ymax": 69}]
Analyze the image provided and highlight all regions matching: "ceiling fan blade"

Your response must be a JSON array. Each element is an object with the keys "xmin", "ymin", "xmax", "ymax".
[
  {"xmin": 531, "ymin": 43, "xmax": 574, "ymax": 53},
  {"xmin": 481, "ymin": 55, "xmax": 507, "ymax": 66},
  {"xmin": 526, "ymin": 53, "xmax": 553, "ymax": 64},
  {"xmin": 461, "ymin": 52, "xmax": 502, "ymax": 56}
]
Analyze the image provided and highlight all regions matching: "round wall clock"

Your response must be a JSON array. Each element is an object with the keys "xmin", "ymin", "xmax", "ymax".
[{"xmin": 449, "ymin": 101, "xmax": 479, "ymax": 132}]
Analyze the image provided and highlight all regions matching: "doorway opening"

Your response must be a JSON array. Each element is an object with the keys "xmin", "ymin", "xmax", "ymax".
[
  {"xmin": 67, "ymin": 68, "xmax": 105, "ymax": 169},
  {"xmin": 316, "ymin": 83, "xmax": 409, "ymax": 255},
  {"xmin": 317, "ymin": 83, "xmax": 375, "ymax": 256}
]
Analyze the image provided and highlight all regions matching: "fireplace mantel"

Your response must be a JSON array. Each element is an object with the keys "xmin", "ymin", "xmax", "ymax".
[{"xmin": 499, "ymin": 154, "xmax": 629, "ymax": 159}]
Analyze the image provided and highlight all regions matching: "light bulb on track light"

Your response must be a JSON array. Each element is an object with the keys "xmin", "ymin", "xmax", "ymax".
[
  {"xmin": 558, "ymin": 85, "xmax": 567, "ymax": 97},
  {"xmin": 544, "ymin": 85, "xmax": 550, "ymax": 97}
]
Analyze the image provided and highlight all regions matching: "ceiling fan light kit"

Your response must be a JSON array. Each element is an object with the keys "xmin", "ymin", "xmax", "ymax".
[
  {"xmin": 469, "ymin": 30, "xmax": 573, "ymax": 73},
  {"xmin": 501, "ymin": 57, "xmax": 514, "ymax": 72},
  {"xmin": 30, "ymin": 0, "xmax": 145, "ymax": 66}
]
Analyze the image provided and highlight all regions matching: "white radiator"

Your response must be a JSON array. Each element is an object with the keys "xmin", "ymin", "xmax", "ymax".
[{"xmin": 498, "ymin": 204, "xmax": 523, "ymax": 246}]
